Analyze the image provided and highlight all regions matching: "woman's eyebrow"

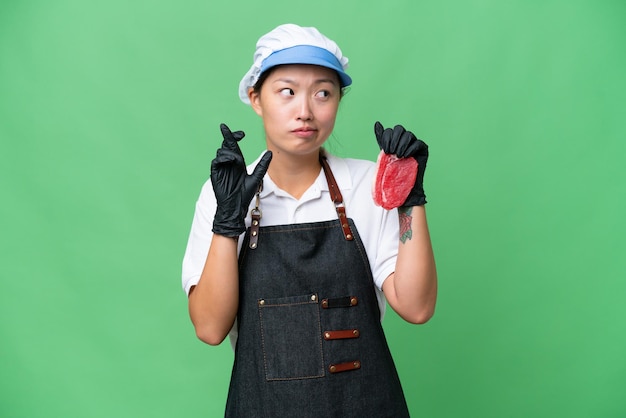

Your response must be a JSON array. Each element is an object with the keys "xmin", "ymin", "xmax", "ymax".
[
  {"xmin": 314, "ymin": 78, "xmax": 338, "ymax": 86},
  {"xmin": 272, "ymin": 77, "xmax": 297, "ymax": 85},
  {"xmin": 271, "ymin": 77, "xmax": 338, "ymax": 86}
]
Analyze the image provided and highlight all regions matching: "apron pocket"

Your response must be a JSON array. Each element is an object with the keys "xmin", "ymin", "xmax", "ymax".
[{"xmin": 257, "ymin": 293, "xmax": 324, "ymax": 381}]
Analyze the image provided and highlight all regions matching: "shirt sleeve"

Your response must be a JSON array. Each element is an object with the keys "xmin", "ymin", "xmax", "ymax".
[
  {"xmin": 367, "ymin": 206, "xmax": 399, "ymax": 321},
  {"xmin": 371, "ymin": 207, "xmax": 400, "ymax": 291},
  {"xmin": 181, "ymin": 179, "xmax": 217, "ymax": 295}
]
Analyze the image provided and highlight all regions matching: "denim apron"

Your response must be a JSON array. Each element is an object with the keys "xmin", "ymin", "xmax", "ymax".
[{"xmin": 225, "ymin": 157, "xmax": 409, "ymax": 417}]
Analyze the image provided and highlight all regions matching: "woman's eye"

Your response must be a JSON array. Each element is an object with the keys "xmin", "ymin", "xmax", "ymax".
[
  {"xmin": 279, "ymin": 88, "xmax": 294, "ymax": 96},
  {"xmin": 316, "ymin": 90, "xmax": 330, "ymax": 98}
]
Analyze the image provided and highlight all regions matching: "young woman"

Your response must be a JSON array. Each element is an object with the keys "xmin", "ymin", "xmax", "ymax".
[{"xmin": 182, "ymin": 23, "xmax": 437, "ymax": 417}]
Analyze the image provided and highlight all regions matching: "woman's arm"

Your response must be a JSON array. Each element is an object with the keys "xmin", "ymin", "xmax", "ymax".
[
  {"xmin": 382, "ymin": 205, "xmax": 437, "ymax": 324},
  {"xmin": 188, "ymin": 234, "xmax": 240, "ymax": 345},
  {"xmin": 186, "ymin": 124, "xmax": 271, "ymax": 345},
  {"xmin": 373, "ymin": 122, "xmax": 437, "ymax": 323}
]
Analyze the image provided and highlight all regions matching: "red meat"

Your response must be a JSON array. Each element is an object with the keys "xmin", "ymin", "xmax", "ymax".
[{"xmin": 372, "ymin": 151, "xmax": 418, "ymax": 210}]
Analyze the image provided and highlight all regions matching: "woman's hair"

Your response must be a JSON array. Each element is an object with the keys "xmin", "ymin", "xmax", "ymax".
[{"xmin": 251, "ymin": 68, "xmax": 275, "ymax": 96}]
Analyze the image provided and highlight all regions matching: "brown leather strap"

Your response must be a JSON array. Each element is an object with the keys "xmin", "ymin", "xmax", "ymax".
[
  {"xmin": 249, "ymin": 209, "xmax": 261, "ymax": 249},
  {"xmin": 323, "ymin": 329, "xmax": 360, "ymax": 340},
  {"xmin": 319, "ymin": 155, "xmax": 354, "ymax": 241},
  {"xmin": 248, "ymin": 155, "xmax": 354, "ymax": 248},
  {"xmin": 321, "ymin": 296, "xmax": 358, "ymax": 309},
  {"xmin": 329, "ymin": 360, "xmax": 361, "ymax": 373},
  {"xmin": 249, "ymin": 184, "xmax": 262, "ymax": 249}
]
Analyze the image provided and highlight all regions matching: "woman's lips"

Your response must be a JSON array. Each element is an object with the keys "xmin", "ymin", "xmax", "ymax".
[{"xmin": 292, "ymin": 127, "xmax": 317, "ymax": 138}]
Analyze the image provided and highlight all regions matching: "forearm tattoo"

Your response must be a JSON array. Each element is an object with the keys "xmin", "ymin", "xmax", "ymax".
[{"xmin": 399, "ymin": 206, "xmax": 413, "ymax": 243}]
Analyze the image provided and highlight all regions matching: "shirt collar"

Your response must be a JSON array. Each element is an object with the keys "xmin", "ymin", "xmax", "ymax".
[{"xmin": 250, "ymin": 150, "xmax": 353, "ymax": 199}]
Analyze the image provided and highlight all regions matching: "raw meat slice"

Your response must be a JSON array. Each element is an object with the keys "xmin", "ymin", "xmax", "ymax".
[{"xmin": 372, "ymin": 150, "xmax": 418, "ymax": 210}]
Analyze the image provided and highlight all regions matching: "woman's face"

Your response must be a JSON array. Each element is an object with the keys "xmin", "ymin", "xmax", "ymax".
[{"xmin": 249, "ymin": 64, "xmax": 341, "ymax": 159}]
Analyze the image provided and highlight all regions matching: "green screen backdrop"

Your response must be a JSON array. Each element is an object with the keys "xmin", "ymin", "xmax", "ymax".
[{"xmin": 1, "ymin": 1, "xmax": 625, "ymax": 417}]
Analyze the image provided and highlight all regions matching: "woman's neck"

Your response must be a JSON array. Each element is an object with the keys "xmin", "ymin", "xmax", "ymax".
[{"xmin": 267, "ymin": 151, "xmax": 322, "ymax": 200}]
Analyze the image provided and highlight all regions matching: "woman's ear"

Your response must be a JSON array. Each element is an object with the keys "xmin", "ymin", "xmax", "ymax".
[{"xmin": 248, "ymin": 88, "xmax": 263, "ymax": 117}]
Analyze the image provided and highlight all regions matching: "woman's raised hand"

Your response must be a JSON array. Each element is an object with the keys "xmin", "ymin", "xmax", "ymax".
[
  {"xmin": 210, "ymin": 123, "xmax": 272, "ymax": 237},
  {"xmin": 374, "ymin": 122, "xmax": 429, "ymax": 206}
]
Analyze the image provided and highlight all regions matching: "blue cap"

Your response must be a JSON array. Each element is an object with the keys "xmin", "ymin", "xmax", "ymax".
[
  {"xmin": 239, "ymin": 24, "xmax": 352, "ymax": 104},
  {"xmin": 259, "ymin": 45, "xmax": 352, "ymax": 88}
]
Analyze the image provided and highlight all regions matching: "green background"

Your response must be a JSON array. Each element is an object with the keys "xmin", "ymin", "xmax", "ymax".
[{"xmin": 1, "ymin": 0, "xmax": 625, "ymax": 417}]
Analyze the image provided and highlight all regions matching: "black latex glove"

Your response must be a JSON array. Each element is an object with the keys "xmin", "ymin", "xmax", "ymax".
[
  {"xmin": 374, "ymin": 121, "xmax": 429, "ymax": 206},
  {"xmin": 210, "ymin": 123, "xmax": 272, "ymax": 237}
]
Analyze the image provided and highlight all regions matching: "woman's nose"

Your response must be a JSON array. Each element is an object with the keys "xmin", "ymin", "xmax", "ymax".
[{"xmin": 296, "ymin": 97, "xmax": 313, "ymax": 121}]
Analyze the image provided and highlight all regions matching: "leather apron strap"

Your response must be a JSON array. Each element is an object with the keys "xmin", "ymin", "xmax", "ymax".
[
  {"xmin": 248, "ymin": 153, "xmax": 355, "ymax": 250},
  {"xmin": 319, "ymin": 154, "xmax": 355, "ymax": 241}
]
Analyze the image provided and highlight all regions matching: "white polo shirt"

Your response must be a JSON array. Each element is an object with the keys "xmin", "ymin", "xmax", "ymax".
[{"xmin": 182, "ymin": 151, "xmax": 400, "ymax": 322}]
